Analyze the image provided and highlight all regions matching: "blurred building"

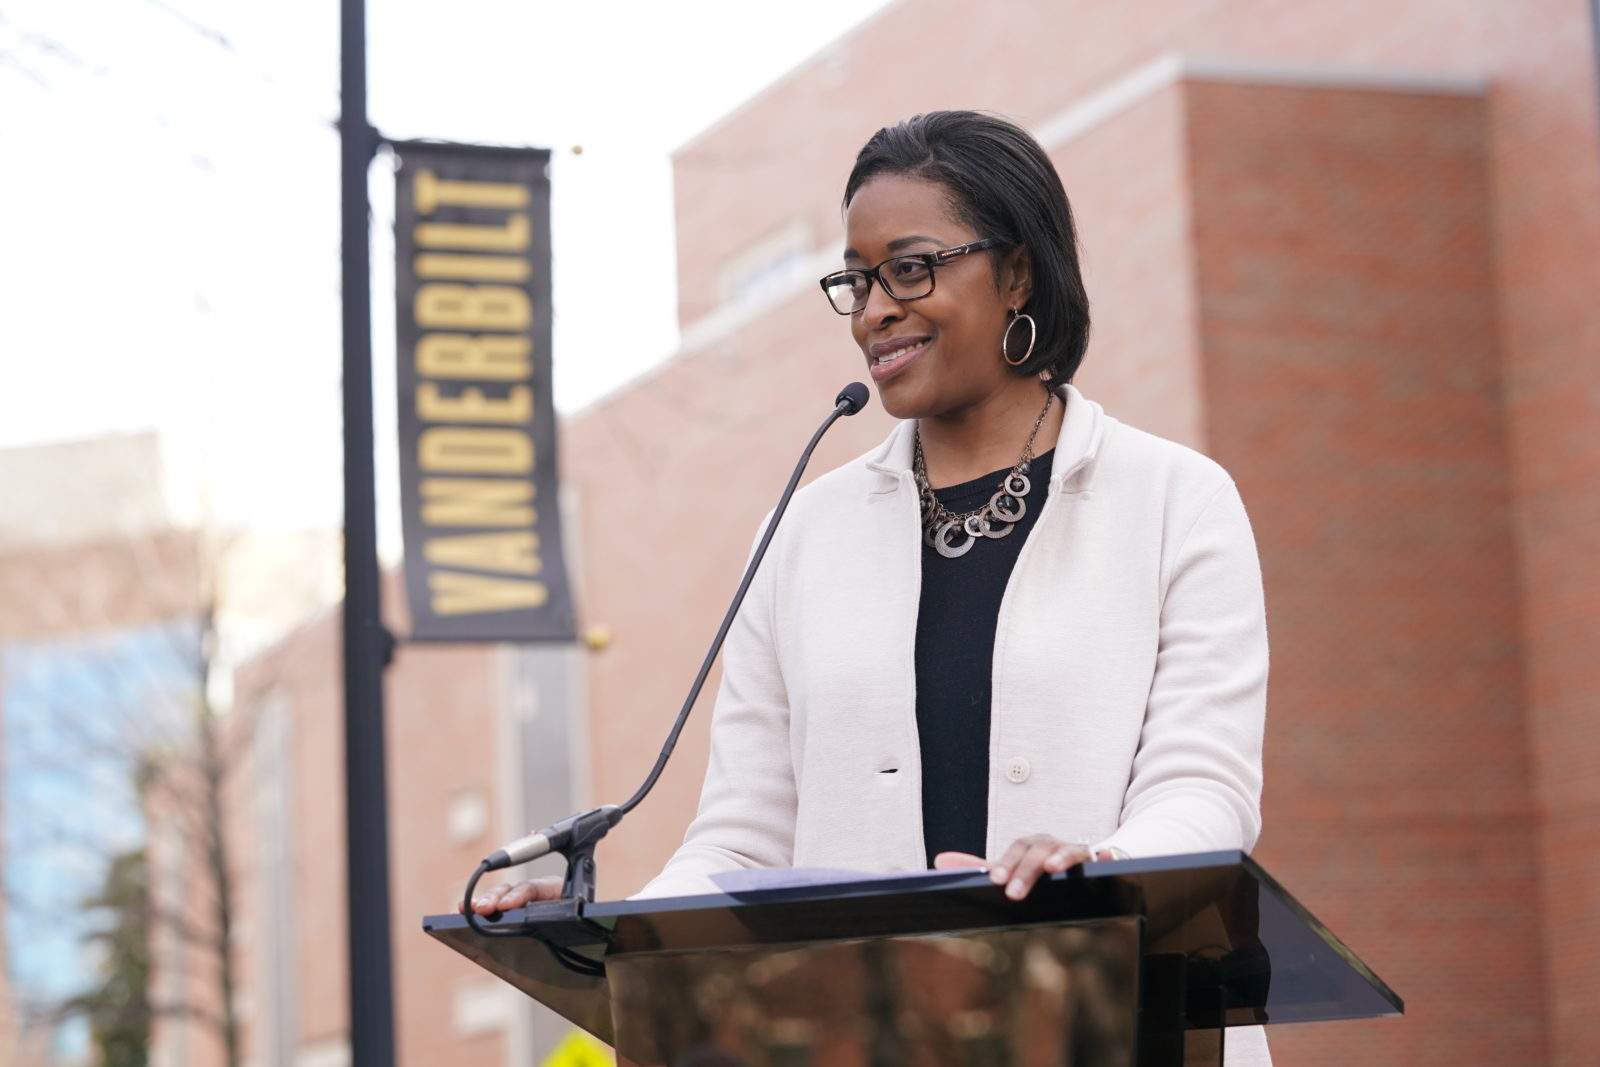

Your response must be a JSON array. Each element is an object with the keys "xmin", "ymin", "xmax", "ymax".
[
  {"xmin": 0, "ymin": 431, "xmax": 340, "ymax": 1066},
  {"xmin": 183, "ymin": 584, "xmax": 583, "ymax": 1067},
  {"xmin": 0, "ymin": 432, "xmax": 175, "ymax": 551},
  {"xmin": 0, "ymin": 431, "xmax": 196, "ymax": 1066},
  {"xmin": 212, "ymin": 2, "xmax": 1599, "ymax": 1066}
]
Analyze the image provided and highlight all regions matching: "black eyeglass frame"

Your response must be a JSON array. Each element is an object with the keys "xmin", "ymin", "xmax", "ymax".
[{"xmin": 819, "ymin": 237, "xmax": 1009, "ymax": 315}]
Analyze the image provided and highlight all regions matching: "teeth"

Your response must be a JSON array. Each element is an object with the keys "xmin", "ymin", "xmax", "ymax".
[{"xmin": 876, "ymin": 339, "xmax": 928, "ymax": 364}]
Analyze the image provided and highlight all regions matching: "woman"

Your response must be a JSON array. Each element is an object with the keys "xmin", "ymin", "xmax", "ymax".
[{"xmin": 474, "ymin": 110, "xmax": 1268, "ymax": 1059}]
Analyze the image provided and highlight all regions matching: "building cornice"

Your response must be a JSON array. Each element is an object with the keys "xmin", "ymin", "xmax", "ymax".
[{"xmin": 572, "ymin": 53, "xmax": 1489, "ymax": 419}]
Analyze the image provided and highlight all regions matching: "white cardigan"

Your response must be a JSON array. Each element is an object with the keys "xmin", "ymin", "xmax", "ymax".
[{"xmin": 642, "ymin": 385, "xmax": 1271, "ymax": 1062}]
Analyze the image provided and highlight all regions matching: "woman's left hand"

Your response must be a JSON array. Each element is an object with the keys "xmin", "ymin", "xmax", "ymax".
[{"xmin": 934, "ymin": 834, "xmax": 1114, "ymax": 900}]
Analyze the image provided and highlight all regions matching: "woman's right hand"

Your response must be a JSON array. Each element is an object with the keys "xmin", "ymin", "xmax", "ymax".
[{"xmin": 457, "ymin": 875, "xmax": 564, "ymax": 916}]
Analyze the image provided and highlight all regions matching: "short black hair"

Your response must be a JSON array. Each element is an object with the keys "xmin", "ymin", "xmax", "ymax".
[{"xmin": 843, "ymin": 111, "xmax": 1090, "ymax": 386}]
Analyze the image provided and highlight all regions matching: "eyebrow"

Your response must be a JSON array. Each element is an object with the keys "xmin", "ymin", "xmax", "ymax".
[{"xmin": 841, "ymin": 234, "xmax": 948, "ymax": 261}]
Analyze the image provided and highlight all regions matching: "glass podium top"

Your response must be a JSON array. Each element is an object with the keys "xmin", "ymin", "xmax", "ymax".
[{"xmin": 425, "ymin": 851, "xmax": 1401, "ymax": 1052}]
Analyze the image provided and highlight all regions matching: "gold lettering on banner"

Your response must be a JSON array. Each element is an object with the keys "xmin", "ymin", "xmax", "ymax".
[
  {"xmin": 415, "ymin": 254, "xmax": 531, "ymax": 282},
  {"xmin": 416, "ymin": 334, "xmax": 531, "ymax": 381},
  {"xmin": 416, "ymin": 383, "xmax": 532, "ymax": 424},
  {"xmin": 418, "ymin": 428, "xmax": 533, "ymax": 474},
  {"xmin": 413, "ymin": 169, "xmax": 531, "ymax": 214},
  {"xmin": 425, "ymin": 531, "xmax": 541, "ymax": 575},
  {"xmin": 429, "ymin": 571, "xmax": 549, "ymax": 615},
  {"xmin": 420, "ymin": 479, "xmax": 535, "ymax": 527},
  {"xmin": 415, "ymin": 283, "xmax": 531, "ymax": 330},
  {"xmin": 405, "ymin": 157, "xmax": 562, "ymax": 629},
  {"xmin": 416, "ymin": 214, "xmax": 531, "ymax": 252}
]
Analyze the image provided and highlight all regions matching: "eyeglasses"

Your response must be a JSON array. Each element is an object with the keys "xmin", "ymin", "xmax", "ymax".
[{"xmin": 819, "ymin": 237, "xmax": 1007, "ymax": 315}]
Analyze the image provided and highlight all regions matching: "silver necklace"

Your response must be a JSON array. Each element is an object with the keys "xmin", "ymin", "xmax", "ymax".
[{"xmin": 914, "ymin": 392, "xmax": 1055, "ymax": 559}]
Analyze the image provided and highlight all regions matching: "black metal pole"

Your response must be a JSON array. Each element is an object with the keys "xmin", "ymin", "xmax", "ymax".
[{"xmin": 339, "ymin": 0, "xmax": 394, "ymax": 1064}]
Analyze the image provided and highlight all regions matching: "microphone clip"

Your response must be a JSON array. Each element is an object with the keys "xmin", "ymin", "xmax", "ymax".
[
  {"xmin": 548, "ymin": 805, "xmax": 622, "ymax": 903},
  {"xmin": 461, "ymin": 806, "xmax": 619, "ymax": 963}
]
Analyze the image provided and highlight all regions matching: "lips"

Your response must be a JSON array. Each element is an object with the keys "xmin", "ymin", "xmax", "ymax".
[{"xmin": 867, "ymin": 336, "xmax": 930, "ymax": 382}]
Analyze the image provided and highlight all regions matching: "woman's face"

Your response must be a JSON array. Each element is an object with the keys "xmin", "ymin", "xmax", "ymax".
[{"xmin": 842, "ymin": 174, "xmax": 1030, "ymax": 422}]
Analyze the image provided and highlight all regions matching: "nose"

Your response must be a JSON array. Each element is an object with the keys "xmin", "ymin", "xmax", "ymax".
[{"xmin": 859, "ymin": 276, "xmax": 905, "ymax": 330}]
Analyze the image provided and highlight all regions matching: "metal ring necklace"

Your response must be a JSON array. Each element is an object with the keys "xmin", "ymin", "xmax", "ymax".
[{"xmin": 914, "ymin": 392, "xmax": 1055, "ymax": 560}]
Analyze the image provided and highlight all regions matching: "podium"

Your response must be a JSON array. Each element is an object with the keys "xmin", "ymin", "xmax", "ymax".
[{"xmin": 424, "ymin": 851, "xmax": 1400, "ymax": 1066}]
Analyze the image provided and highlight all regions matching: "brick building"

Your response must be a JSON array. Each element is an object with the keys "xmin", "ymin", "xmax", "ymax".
[
  {"xmin": 0, "ymin": 433, "xmax": 197, "ymax": 1065},
  {"xmin": 214, "ymin": 2, "xmax": 1600, "ymax": 1065},
  {"xmin": 0, "ymin": 431, "xmax": 338, "ymax": 1067}
]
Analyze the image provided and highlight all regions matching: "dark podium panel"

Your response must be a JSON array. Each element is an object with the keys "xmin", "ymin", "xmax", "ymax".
[{"xmin": 424, "ymin": 851, "xmax": 1400, "ymax": 1066}]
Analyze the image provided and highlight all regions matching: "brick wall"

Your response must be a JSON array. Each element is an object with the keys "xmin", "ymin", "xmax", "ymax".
[{"xmin": 1186, "ymin": 80, "xmax": 1539, "ymax": 1064}]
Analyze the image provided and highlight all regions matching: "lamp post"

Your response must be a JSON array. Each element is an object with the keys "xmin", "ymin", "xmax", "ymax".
[{"xmin": 339, "ymin": 0, "xmax": 394, "ymax": 1063}]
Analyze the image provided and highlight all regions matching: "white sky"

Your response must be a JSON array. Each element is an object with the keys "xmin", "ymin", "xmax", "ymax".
[{"xmin": 0, "ymin": 0, "xmax": 894, "ymax": 531}]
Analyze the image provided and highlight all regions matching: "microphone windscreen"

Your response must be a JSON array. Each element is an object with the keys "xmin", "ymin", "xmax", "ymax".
[{"xmin": 836, "ymin": 382, "xmax": 870, "ymax": 415}]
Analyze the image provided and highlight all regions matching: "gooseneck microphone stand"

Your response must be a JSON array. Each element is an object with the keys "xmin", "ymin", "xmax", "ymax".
[{"xmin": 461, "ymin": 383, "xmax": 871, "ymax": 949}]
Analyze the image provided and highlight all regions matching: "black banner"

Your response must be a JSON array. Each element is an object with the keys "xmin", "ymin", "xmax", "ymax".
[{"xmin": 394, "ymin": 141, "xmax": 576, "ymax": 642}]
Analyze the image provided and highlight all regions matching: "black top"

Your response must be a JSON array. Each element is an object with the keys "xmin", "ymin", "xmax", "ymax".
[{"xmin": 914, "ymin": 448, "xmax": 1055, "ymax": 866}]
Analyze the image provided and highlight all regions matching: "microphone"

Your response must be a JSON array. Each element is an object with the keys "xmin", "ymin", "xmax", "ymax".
[
  {"xmin": 468, "ymin": 383, "xmax": 871, "ymax": 921},
  {"xmin": 483, "ymin": 805, "xmax": 622, "ymax": 871}
]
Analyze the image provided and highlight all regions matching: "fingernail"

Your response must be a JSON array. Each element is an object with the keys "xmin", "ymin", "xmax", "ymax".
[
  {"xmin": 990, "ymin": 866, "xmax": 1008, "ymax": 883},
  {"xmin": 1007, "ymin": 880, "xmax": 1025, "ymax": 900}
]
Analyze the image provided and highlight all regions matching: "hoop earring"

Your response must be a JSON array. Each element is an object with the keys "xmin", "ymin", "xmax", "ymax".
[{"xmin": 1002, "ymin": 310, "xmax": 1037, "ymax": 367}]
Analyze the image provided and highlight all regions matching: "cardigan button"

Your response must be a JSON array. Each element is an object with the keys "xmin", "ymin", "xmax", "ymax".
[{"xmin": 1005, "ymin": 756, "xmax": 1031, "ymax": 784}]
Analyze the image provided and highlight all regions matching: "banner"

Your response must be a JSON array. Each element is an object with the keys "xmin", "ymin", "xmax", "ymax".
[{"xmin": 393, "ymin": 141, "xmax": 576, "ymax": 642}]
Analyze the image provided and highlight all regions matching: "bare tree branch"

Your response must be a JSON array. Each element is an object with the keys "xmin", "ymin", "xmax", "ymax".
[{"xmin": 137, "ymin": 0, "xmax": 233, "ymax": 52}]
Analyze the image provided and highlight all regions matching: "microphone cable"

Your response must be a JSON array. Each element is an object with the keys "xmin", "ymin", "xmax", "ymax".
[{"xmin": 461, "ymin": 383, "xmax": 871, "ymax": 947}]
